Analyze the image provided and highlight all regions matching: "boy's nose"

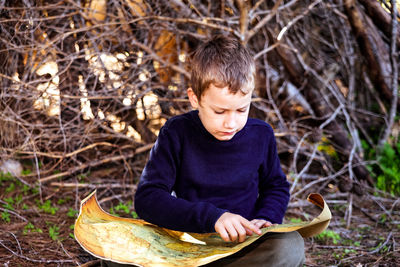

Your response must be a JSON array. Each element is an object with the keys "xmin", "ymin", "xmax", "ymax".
[{"xmin": 223, "ymin": 113, "xmax": 237, "ymax": 129}]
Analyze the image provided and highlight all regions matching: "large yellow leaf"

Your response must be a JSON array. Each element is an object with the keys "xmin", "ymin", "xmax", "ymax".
[{"xmin": 75, "ymin": 191, "xmax": 331, "ymax": 266}]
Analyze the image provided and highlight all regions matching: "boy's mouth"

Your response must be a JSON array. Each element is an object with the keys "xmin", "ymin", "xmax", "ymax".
[{"xmin": 221, "ymin": 131, "xmax": 236, "ymax": 136}]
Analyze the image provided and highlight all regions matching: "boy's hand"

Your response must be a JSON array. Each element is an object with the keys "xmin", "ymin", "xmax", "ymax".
[
  {"xmin": 250, "ymin": 219, "xmax": 273, "ymax": 229},
  {"xmin": 214, "ymin": 212, "xmax": 262, "ymax": 243}
]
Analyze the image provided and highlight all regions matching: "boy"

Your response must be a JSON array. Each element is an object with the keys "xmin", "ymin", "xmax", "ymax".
[{"xmin": 133, "ymin": 35, "xmax": 305, "ymax": 266}]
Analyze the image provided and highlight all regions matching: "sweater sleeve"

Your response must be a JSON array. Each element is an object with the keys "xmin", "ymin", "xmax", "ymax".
[
  {"xmin": 134, "ymin": 125, "xmax": 227, "ymax": 233},
  {"xmin": 253, "ymin": 128, "xmax": 290, "ymax": 224}
]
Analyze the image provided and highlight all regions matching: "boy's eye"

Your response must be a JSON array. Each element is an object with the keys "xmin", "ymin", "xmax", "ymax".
[
  {"xmin": 237, "ymin": 107, "xmax": 248, "ymax": 113},
  {"xmin": 214, "ymin": 110, "xmax": 224, "ymax": 114}
]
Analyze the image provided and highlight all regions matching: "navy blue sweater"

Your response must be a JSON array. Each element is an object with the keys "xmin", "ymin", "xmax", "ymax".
[{"xmin": 134, "ymin": 110, "xmax": 290, "ymax": 233}]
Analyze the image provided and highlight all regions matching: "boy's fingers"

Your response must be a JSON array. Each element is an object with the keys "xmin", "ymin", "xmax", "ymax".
[
  {"xmin": 251, "ymin": 219, "xmax": 273, "ymax": 229},
  {"xmin": 232, "ymin": 221, "xmax": 247, "ymax": 243},
  {"xmin": 215, "ymin": 224, "xmax": 230, "ymax": 242},
  {"xmin": 245, "ymin": 228, "xmax": 253, "ymax": 236},
  {"xmin": 264, "ymin": 221, "xmax": 272, "ymax": 227},
  {"xmin": 240, "ymin": 218, "xmax": 262, "ymax": 235},
  {"xmin": 224, "ymin": 224, "xmax": 238, "ymax": 242},
  {"xmin": 215, "ymin": 213, "xmax": 267, "ymax": 242},
  {"xmin": 252, "ymin": 220, "xmax": 264, "ymax": 228}
]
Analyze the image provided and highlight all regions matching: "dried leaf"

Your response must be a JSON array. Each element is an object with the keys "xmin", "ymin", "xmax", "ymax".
[
  {"xmin": 88, "ymin": 0, "xmax": 107, "ymax": 22},
  {"xmin": 154, "ymin": 30, "xmax": 179, "ymax": 83},
  {"xmin": 126, "ymin": 0, "xmax": 147, "ymax": 17}
]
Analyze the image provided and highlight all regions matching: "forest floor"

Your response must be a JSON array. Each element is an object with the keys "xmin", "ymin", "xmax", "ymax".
[{"xmin": 0, "ymin": 170, "xmax": 399, "ymax": 267}]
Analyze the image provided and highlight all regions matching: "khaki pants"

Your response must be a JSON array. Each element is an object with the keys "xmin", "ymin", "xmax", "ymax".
[{"xmin": 101, "ymin": 231, "xmax": 305, "ymax": 267}]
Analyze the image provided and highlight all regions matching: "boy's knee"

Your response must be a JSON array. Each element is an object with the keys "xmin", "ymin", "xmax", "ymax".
[{"xmin": 264, "ymin": 231, "xmax": 305, "ymax": 267}]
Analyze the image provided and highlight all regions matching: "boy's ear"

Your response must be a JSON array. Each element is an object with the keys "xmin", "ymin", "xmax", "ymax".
[{"xmin": 187, "ymin": 88, "xmax": 199, "ymax": 109}]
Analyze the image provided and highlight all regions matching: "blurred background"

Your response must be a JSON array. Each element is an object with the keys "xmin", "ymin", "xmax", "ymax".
[{"xmin": 0, "ymin": 0, "xmax": 399, "ymax": 266}]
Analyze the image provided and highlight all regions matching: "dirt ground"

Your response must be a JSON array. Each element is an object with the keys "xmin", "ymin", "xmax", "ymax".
[{"xmin": 0, "ymin": 172, "xmax": 399, "ymax": 267}]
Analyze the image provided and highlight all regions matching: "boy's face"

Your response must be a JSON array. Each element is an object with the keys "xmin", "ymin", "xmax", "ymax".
[{"xmin": 187, "ymin": 84, "xmax": 252, "ymax": 141}]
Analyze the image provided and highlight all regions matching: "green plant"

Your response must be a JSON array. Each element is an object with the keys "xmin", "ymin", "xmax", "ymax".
[
  {"xmin": 48, "ymin": 225, "xmax": 60, "ymax": 241},
  {"xmin": 131, "ymin": 211, "xmax": 138, "ymax": 219},
  {"xmin": 289, "ymin": 217, "xmax": 302, "ymax": 223},
  {"xmin": 67, "ymin": 208, "xmax": 78, "ymax": 218},
  {"xmin": 363, "ymin": 141, "xmax": 400, "ymax": 196},
  {"xmin": 31, "ymin": 186, "xmax": 39, "ymax": 195},
  {"xmin": 23, "ymin": 222, "xmax": 35, "ymax": 234},
  {"xmin": 109, "ymin": 207, "xmax": 118, "ymax": 216},
  {"xmin": 57, "ymin": 197, "xmax": 72, "ymax": 205},
  {"xmin": 114, "ymin": 201, "xmax": 131, "ymax": 214},
  {"xmin": 22, "ymin": 184, "xmax": 30, "ymax": 195},
  {"xmin": 371, "ymin": 236, "xmax": 390, "ymax": 253},
  {"xmin": 69, "ymin": 224, "xmax": 75, "ymax": 239},
  {"xmin": 376, "ymin": 143, "xmax": 400, "ymax": 195},
  {"xmin": 0, "ymin": 172, "xmax": 13, "ymax": 187},
  {"xmin": 3, "ymin": 197, "xmax": 14, "ymax": 210},
  {"xmin": 315, "ymin": 229, "xmax": 341, "ymax": 244},
  {"xmin": 36, "ymin": 200, "xmax": 59, "ymax": 215},
  {"xmin": 110, "ymin": 200, "xmax": 133, "ymax": 217},
  {"xmin": 14, "ymin": 194, "xmax": 23, "ymax": 205},
  {"xmin": 332, "ymin": 252, "xmax": 341, "ymax": 259},
  {"xmin": 344, "ymin": 248, "xmax": 356, "ymax": 255},
  {"xmin": 1, "ymin": 210, "xmax": 11, "ymax": 223},
  {"xmin": 21, "ymin": 169, "xmax": 32, "ymax": 175},
  {"xmin": 379, "ymin": 213, "xmax": 388, "ymax": 224},
  {"xmin": 23, "ymin": 222, "xmax": 42, "ymax": 234},
  {"xmin": 5, "ymin": 183, "xmax": 16, "ymax": 193}
]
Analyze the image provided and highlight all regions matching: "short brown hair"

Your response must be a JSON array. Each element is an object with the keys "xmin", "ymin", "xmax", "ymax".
[{"xmin": 190, "ymin": 35, "xmax": 255, "ymax": 100}]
